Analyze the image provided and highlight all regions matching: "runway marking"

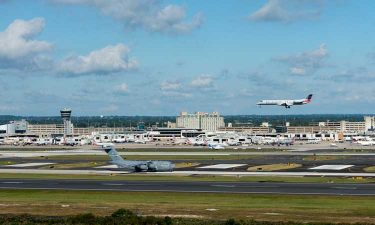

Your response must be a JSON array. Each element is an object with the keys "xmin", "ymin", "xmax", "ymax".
[
  {"xmin": 198, "ymin": 164, "xmax": 247, "ymax": 169},
  {"xmin": 95, "ymin": 165, "xmax": 119, "ymax": 169},
  {"xmin": 211, "ymin": 184, "xmax": 236, "ymax": 188},
  {"xmin": 240, "ymin": 185, "xmax": 280, "ymax": 188},
  {"xmin": 5, "ymin": 163, "xmax": 55, "ymax": 168},
  {"xmin": 101, "ymin": 183, "xmax": 124, "ymax": 186},
  {"xmin": 309, "ymin": 165, "xmax": 354, "ymax": 170},
  {"xmin": 331, "ymin": 186, "xmax": 357, "ymax": 190},
  {"xmin": 2, "ymin": 181, "xmax": 23, "ymax": 184}
]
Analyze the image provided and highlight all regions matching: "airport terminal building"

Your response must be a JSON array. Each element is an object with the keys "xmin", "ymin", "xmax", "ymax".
[
  {"xmin": 176, "ymin": 112, "xmax": 225, "ymax": 131},
  {"xmin": 1, "ymin": 109, "xmax": 375, "ymax": 141}
]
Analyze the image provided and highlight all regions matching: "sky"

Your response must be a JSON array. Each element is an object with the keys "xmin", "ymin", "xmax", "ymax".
[{"xmin": 0, "ymin": 0, "xmax": 375, "ymax": 116}]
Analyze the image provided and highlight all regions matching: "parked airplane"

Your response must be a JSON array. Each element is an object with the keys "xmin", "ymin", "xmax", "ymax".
[
  {"xmin": 93, "ymin": 140, "xmax": 114, "ymax": 147},
  {"xmin": 307, "ymin": 139, "xmax": 321, "ymax": 144},
  {"xmin": 259, "ymin": 137, "xmax": 294, "ymax": 146},
  {"xmin": 34, "ymin": 138, "xmax": 53, "ymax": 146},
  {"xmin": 187, "ymin": 138, "xmax": 207, "ymax": 146},
  {"xmin": 257, "ymin": 94, "xmax": 313, "ymax": 108},
  {"xmin": 103, "ymin": 147, "xmax": 174, "ymax": 172},
  {"xmin": 208, "ymin": 143, "xmax": 226, "ymax": 150},
  {"xmin": 356, "ymin": 140, "xmax": 375, "ymax": 146}
]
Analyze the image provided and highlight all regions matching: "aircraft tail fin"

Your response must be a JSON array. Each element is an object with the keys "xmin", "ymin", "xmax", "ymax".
[
  {"xmin": 304, "ymin": 94, "xmax": 313, "ymax": 103},
  {"xmin": 104, "ymin": 147, "xmax": 125, "ymax": 163}
]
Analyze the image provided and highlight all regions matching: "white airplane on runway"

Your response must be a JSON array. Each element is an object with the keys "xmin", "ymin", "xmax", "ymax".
[
  {"xmin": 257, "ymin": 94, "xmax": 313, "ymax": 108},
  {"xmin": 93, "ymin": 140, "xmax": 114, "ymax": 148},
  {"xmin": 207, "ymin": 142, "xmax": 227, "ymax": 150}
]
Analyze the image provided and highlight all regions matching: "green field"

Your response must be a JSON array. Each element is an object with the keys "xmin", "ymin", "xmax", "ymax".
[
  {"xmin": 364, "ymin": 166, "xmax": 375, "ymax": 172},
  {"xmin": 0, "ymin": 189, "xmax": 374, "ymax": 223},
  {"xmin": 303, "ymin": 155, "xmax": 347, "ymax": 161}
]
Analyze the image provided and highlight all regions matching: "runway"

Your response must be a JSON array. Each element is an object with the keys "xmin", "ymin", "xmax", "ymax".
[
  {"xmin": 2, "ymin": 168, "xmax": 375, "ymax": 177},
  {"xmin": 0, "ymin": 179, "xmax": 375, "ymax": 195}
]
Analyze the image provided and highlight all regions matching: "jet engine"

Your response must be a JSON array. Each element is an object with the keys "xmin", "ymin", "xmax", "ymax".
[
  {"xmin": 135, "ymin": 164, "xmax": 148, "ymax": 171},
  {"xmin": 147, "ymin": 161, "xmax": 158, "ymax": 171}
]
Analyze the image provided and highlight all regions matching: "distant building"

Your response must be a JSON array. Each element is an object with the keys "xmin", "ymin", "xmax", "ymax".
[
  {"xmin": 310, "ymin": 120, "xmax": 366, "ymax": 132},
  {"xmin": 28, "ymin": 124, "xmax": 64, "ymax": 136},
  {"xmin": 261, "ymin": 122, "xmax": 270, "ymax": 127},
  {"xmin": 60, "ymin": 108, "xmax": 73, "ymax": 136},
  {"xmin": 218, "ymin": 126, "xmax": 270, "ymax": 133},
  {"xmin": 176, "ymin": 112, "xmax": 225, "ymax": 131},
  {"xmin": 0, "ymin": 119, "xmax": 28, "ymax": 136},
  {"xmin": 365, "ymin": 116, "xmax": 375, "ymax": 131},
  {"xmin": 287, "ymin": 116, "xmax": 375, "ymax": 133},
  {"xmin": 275, "ymin": 126, "xmax": 287, "ymax": 133},
  {"xmin": 167, "ymin": 121, "xmax": 176, "ymax": 128}
]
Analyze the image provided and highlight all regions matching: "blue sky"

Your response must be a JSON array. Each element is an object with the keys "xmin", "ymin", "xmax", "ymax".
[{"xmin": 0, "ymin": 0, "xmax": 375, "ymax": 116}]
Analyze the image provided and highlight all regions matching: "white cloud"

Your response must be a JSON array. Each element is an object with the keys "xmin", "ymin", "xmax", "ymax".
[
  {"xmin": 191, "ymin": 75, "xmax": 214, "ymax": 88},
  {"xmin": 0, "ymin": 18, "xmax": 53, "ymax": 70},
  {"xmin": 276, "ymin": 44, "xmax": 328, "ymax": 75},
  {"xmin": 250, "ymin": 0, "xmax": 323, "ymax": 23},
  {"xmin": 160, "ymin": 81, "xmax": 181, "ymax": 91},
  {"xmin": 52, "ymin": 0, "xmax": 203, "ymax": 34},
  {"xmin": 58, "ymin": 44, "xmax": 138, "ymax": 75},
  {"xmin": 161, "ymin": 91, "xmax": 192, "ymax": 98},
  {"xmin": 290, "ymin": 67, "xmax": 306, "ymax": 75},
  {"xmin": 114, "ymin": 82, "xmax": 129, "ymax": 94},
  {"xmin": 160, "ymin": 81, "xmax": 191, "ymax": 98}
]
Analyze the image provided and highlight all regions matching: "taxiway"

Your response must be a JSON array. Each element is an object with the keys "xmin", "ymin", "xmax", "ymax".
[{"xmin": 0, "ymin": 179, "xmax": 374, "ymax": 195}]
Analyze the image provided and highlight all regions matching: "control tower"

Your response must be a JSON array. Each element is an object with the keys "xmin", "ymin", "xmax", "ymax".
[{"xmin": 60, "ymin": 108, "xmax": 73, "ymax": 137}]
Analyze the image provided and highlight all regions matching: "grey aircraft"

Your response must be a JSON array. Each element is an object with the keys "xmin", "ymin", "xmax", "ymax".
[{"xmin": 104, "ymin": 147, "xmax": 175, "ymax": 172}]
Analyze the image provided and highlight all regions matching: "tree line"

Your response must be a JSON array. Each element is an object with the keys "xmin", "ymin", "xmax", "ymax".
[{"xmin": 0, "ymin": 208, "xmax": 370, "ymax": 225}]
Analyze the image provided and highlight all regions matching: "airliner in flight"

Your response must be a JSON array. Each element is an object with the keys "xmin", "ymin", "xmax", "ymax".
[{"xmin": 257, "ymin": 94, "xmax": 313, "ymax": 108}]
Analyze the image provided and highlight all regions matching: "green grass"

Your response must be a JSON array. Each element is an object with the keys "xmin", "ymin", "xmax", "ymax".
[
  {"xmin": 303, "ymin": 155, "xmax": 347, "ymax": 161},
  {"xmin": 364, "ymin": 166, "xmax": 375, "ymax": 172},
  {"xmin": 0, "ymin": 173, "xmax": 373, "ymax": 183},
  {"xmin": 0, "ymin": 189, "xmax": 375, "ymax": 223},
  {"xmin": 0, "ymin": 161, "xmax": 15, "ymax": 165}
]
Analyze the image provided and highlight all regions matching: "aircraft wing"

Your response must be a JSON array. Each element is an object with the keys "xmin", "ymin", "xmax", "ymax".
[{"xmin": 277, "ymin": 102, "xmax": 290, "ymax": 106}]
